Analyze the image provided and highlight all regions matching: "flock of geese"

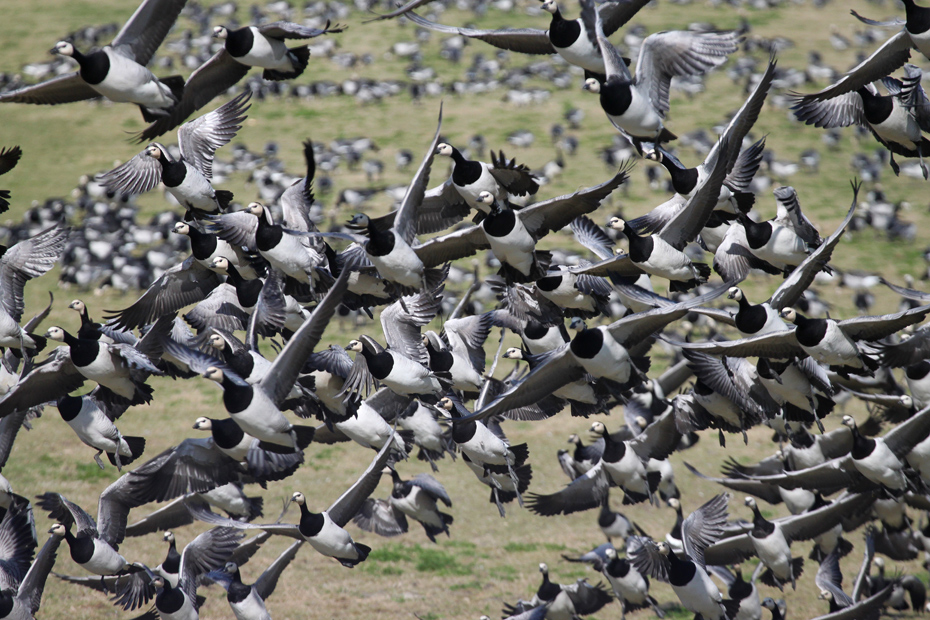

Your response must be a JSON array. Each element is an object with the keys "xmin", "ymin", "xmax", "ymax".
[{"xmin": 4, "ymin": 0, "xmax": 930, "ymax": 619}]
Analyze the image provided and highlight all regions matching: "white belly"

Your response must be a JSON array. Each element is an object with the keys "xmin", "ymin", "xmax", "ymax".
[
  {"xmin": 236, "ymin": 32, "xmax": 292, "ymax": 69},
  {"xmin": 368, "ymin": 239, "xmax": 424, "ymax": 288}
]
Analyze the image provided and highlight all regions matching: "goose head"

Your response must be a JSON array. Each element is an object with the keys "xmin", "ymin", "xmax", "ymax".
[
  {"xmin": 224, "ymin": 561, "xmax": 239, "ymax": 574},
  {"xmin": 590, "ymin": 421, "xmax": 607, "ymax": 436},
  {"xmin": 345, "ymin": 339, "xmax": 364, "ymax": 353},
  {"xmin": 347, "ymin": 213, "xmax": 370, "ymax": 229},
  {"xmin": 778, "ymin": 307, "xmax": 798, "ymax": 323},
  {"xmin": 503, "ymin": 347, "xmax": 524, "ymax": 360},
  {"xmin": 213, "ymin": 26, "xmax": 229, "ymax": 39},
  {"xmin": 208, "ymin": 333, "xmax": 225, "ymax": 350},
  {"xmin": 172, "ymin": 222, "xmax": 191, "ymax": 236},
  {"xmin": 817, "ymin": 590, "xmax": 833, "ymax": 601},
  {"xmin": 68, "ymin": 299, "xmax": 85, "ymax": 313},
  {"xmin": 438, "ymin": 397, "xmax": 454, "ymax": 413},
  {"xmin": 567, "ymin": 434, "xmax": 579, "ymax": 444},
  {"xmin": 163, "ymin": 531, "xmax": 175, "ymax": 543},
  {"xmin": 607, "ymin": 217, "xmax": 626, "ymax": 232},
  {"xmin": 210, "ymin": 256, "xmax": 230, "ymax": 273},
  {"xmin": 744, "ymin": 496, "xmax": 757, "ymax": 510},
  {"xmin": 151, "ymin": 576, "xmax": 166, "ymax": 590},
  {"xmin": 51, "ymin": 41, "xmax": 75, "ymax": 57},
  {"xmin": 202, "ymin": 366, "xmax": 225, "ymax": 383},
  {"xmin": 604, "ymin": 547, "xmax": 617, "ymax": 560},
  {"xmin": 144, "ymin": 144, "xmax": 164, "ymax": 160},
  {"xmin": 569, "ymin": 317, "xmax": 586, "ymax": 332},
  {"xmin": 901, "ymin": 395, "xmax": 914, "ymax": 408},
  {"xmin": 538, "ymin": 562, "xmax": 549, "ymax": 575},
  {"xmin": 634, "ymin": 415, "xmax": 648, "ymax": 431},
  {"xmin": 48, "ymin": 523, "xmax": 67, "ymax": 537},
  {"xmin": 656, "ymin": 541, "xmax": 671, "ymax": 556},
  {"xmin": 668, "ymin": 497, "xmax": 681, "ymax": 511},
  {"xmin": 541, "ymin": 0, "xmax": 559, "ymax": 15},
  {"xmin": 727, "ymin": 286, "xmax": 743, "ymax": 301},
  {"xmin": 246, "ymin": 202, "xmax": 265, "ymax": 217},
  {"xmin": 44, "ymin": 326, "xmax": 66, "ymax": 342},
  {"xmin": 582, "ymin": 77, "xmax": 602, "ymax": 93},
  {"xmin": 192, "ymin": 417, "xmax": 212, "ymax": 431},
  {"xmin": 841, "ymin": 415, "xmax": 857, "ymax": 431},
  {"xmin": 435, "ymin": 143, "xmax": 454, "ymax": 157},
  {"xmin": 476, "ymin": 191, "xmax": 496, "ymax": 210},
  {"xmin": 291, "ymin": 491, "xmax": 306, "ymax": 506}
]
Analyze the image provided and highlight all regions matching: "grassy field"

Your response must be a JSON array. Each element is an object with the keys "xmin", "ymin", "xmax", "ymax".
[{"xmin": 2, "ymin": 0, "xmax": 930, "ymax": 618}]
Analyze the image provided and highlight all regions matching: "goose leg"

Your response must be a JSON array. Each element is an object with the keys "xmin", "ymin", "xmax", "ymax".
[{"xmin": 94, "ymin": 450, "xmax": 106, "ymax": 470}]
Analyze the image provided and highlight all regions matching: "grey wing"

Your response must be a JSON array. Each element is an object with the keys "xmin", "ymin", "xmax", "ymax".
[
  {"xmin": 667, "ymin": 329, "xmax": 803, "ymax": 359},
  {"xmin": 410, "ymin": 474, "xmax": 452, "ymax": 506},
  {"xmin": 713, "ymin": 222, "xmax": 765, "ymax": 284},
  {"xmin": 0, "ymin": 409, "xmax": 36, "ymax": 470},
  {"xmin": 815, "ymin": 550, "xmax": 853, "ymax": 607},
  {"xmin": 658, "ymin": 137, "xmax": 731, "ymax": 250},
  {"xmin": 177, "ymin": 91, "xmax": 251, "ymax": 180},
  {"xmin": 109, "ymin": 344, "xmax": 162, "ymax": 374},
  {"xmin": 468, "ymin": 346, "xmax": 583, "ymax": 421},
  {"xmin": 414, "ymin": 225, "xmax": 487, "ymax": 269},
  {"xmin": 206, "ymin": 211, "xmax": 260, "ymax": 251},
  {"xmin": 702, "ymin": 532, "xmax": 755, "ymax": 566},
  {"xmin": 18, "ymin": 532, "xmax": 61, "ymax": 615},
  {"xmin": 363, "ymin": 388, "xmax": 415, "ymax": 422},
  {"xmin": 811, "ymin": 585, "xmax": 892, "ymax": 620},
  {"xmin": 0, "ymin": 500, "xmax": 36, "ymax": 591},
  {"xmin": 790, "ymin": 90, "xmax": 867, "ymax": 128},
  {"xmin": 769, "ymin": 186, "xmax": 858, "ymax": 310},
  {"xmin": 0, "ymin": 146, "xmax": 21, "ymax": 177},
  {"xmin": 851, "ymin": 527, "xmax": 875, "ymax": 602},
  {"xmin": 253, "ymin": 540, "xmax": 304, "ymax": 600},
  {"xmin": 635, "ymin": 30, "xmax": 739, "ymax": 116},
  {"xmin": 744, "ymin": 457, "xmax": 858, "ymax": 492},
  {"xmin": 326, "ymin": 434, "xmax": 394, "ymax": 527},
  {"xmin": 880, "ymin": 404, "xmax": 930, "ymax": 459},
  {"xmin": 109, "ymin": 0, "xmax": 188, "ymax": 65},
  {"xmin": 305, "ymin": 345, "xmax": 354, "ymax": 378},
  {"xmin": 520, "ymin": 163, "xmax": 632, "ymax": 238},
  {"xmin": 247, "ymin": 271, "xmax": 287, "ymax": 345},
  {"xmin": 258, "ymin": 21, "xmax": 344, "ymax": 39},
  {"xmin": 795, "ymin": 29, "xmax": 911, "ymax": 103},
  {"xmin": 394, "ymin": 104, "xmax": 443, "ymax": 245},
  {"xmin": 96, "ymin": 475, "xmax": 149, "ymax": 548},
  {"xmin": 773, "ymin": 186, "xmax": 821, "ymax": 246},
  {"xmin": 725, "ymin": 136, "xmax": 766, "ymax": 193},
  {"xmin": 682, "ymin": 493, "xmax": 730, "ymax": 568},
  {"xmin": 381, "ymin": 289, "xmax": 442, "ymax": 367},
  {"xmin": 179, "ymin": 526, "xmax": 243, "ymax": 601},
  {"xmin": 35, "ymin": 493, "xmax": 97, "ymax": 537},
  {"xmin": 875, "ymin": 324, "xmax": 930, "ymax": 367},
  {"xmin": 183, "ymin": 283, "xmax": 249, "ymax": 333},
  {"xmin": 488, "ymin": 150, "xmax": 539, "ymax": 197},
  {"xmin": 0, "ymin": 349, "xmax": 84, "ymax": 418},
  {"xmin": 607, "ymin": 282, "xmax": 730, "ymax": 347},
  {"xmin": 97, "ymin": 149, "xmax": 163, "ymax": 196},
  {"xmin": 0, "ymin": 224, "xmax": 70, "ymax": 322},
  {"xmin": 404, "ymin": 12, "xmax": 553, "ymax": 55},
  {"xmin": 627, "ymin": 195, "xmax": 686, "ymax": 236},
  {"xmin": 715, "ymin": 58, "xmax": 776, "ymax": 177},
  {"xmin": 901, "ymin": 64, "xmax": 930, "ymax": 131},
  {"xmin": 128, "ymin": 438, "xmax": 242, "ymax": 503},
  {"xmin": 105, "ymin": 258, "xmax": 221, "ymax": 331},
  {"xmin": 21, "ymin": 291, "xmax": 53, "ymax": 334},
  {"xmin": 442, "ymin": 313, "xmax": 492, "ymax": 373},
  {"xmin": 598, "ymin": 0, "xmax": 651, "ymax": 37},
  {"xmin": 352, "ymin": 498, "xmax": 408, "ymax": 536},
  {"xmin": 525, "ymin": 464, "xmax": 609, "ymax": 516},
  {"xmin": 591, "ymin": 0, "xmax": 631, "ymax": 82},
  {"xmin": 135, "ymin": 52, "xmax": 251, "ymax": 144},
  {"xmin": 187, "ymin": 501, "xmax": 303, "ymax": 538},
  {"xmin": 683, "ymin": 462, "xmax": 784, "ymax": 506},
  {"xmin": 0, "ymin": 73, "xmax": 98, "ymax": 105},
  {"xmin": 682, "ymin": 350, "xmax": 768, "ymax": 421},
  {"xmin": 340, "ymin": 349, "xmax": 378, "ymax": 401},
  {"xmin": 627, "ymin": 536, "xmax": 669, "ymax": 582},
  {"xmin": 415, "ymin": 180, "xmax": 471, "ymax": 234},
  {"xmin": 570, "ymin": 215, "xmax": 615, "ymax": 260},
  {"xmin": 280, "ymin": 140, "xmax": 318, "ymax": 233},
  {"xmin": 838, "ymin": 303, "xmax": 930, "ymax": 342},
  {"xmin": 260, "ymin": 270, "xmax": 350, "ymax": 408},
  {"xmin": 124, "ymin": 497, "xmax": 195, "ymax": 537},
  {"xmin": 780, "ymin": 492, "xmax": 876, "ymax": 544},
  {"xmin": 628, "ymin": 410, "xmax": 681, "ymax": 462}
]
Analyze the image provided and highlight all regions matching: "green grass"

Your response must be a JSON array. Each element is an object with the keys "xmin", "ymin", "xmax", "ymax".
[{"xmin": 1, "ymin": 0, "xmax": 929, "ymax": 619}]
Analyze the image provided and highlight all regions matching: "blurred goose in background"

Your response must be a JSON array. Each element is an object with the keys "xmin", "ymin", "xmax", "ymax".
[
  {"xmin": 98, "ymin": 92, "xmax": 250, "ymax": 218},
  {"xmin": 0, "ymin": 0, "xmax": 188, "ymax": 122}
]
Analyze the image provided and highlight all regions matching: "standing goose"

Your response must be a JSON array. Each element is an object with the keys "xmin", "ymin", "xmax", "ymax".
[
  {"xmin": 189, "ymin": 437, "xmax": 393, "ymax": 567},
  {"xmin": 98, "ymin": 92, "xmax": 250, "ymax": 217},
  {"xmin": 0, "ymin": 0, "xmax": 188, "ymax": 121},
  {"xmin": 206, "ymin": 541, "xmax": 304, "ymax": 620},
  {"xmin": 629, "ymin": 494, "xmax": 737, "ymax": 620},
  {"xmin": 582, "ymin": 0, "xmax": 739, "ymax": 150}
]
